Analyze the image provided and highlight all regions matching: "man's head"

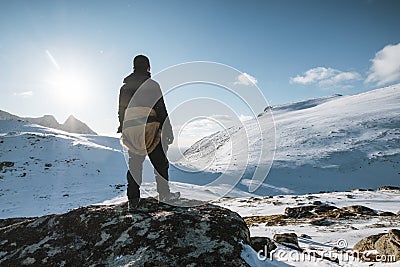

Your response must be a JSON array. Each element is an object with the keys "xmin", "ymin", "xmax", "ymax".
[{"xmin": 133, "ymin": 55, "xmax": 150, "ymax": 72}]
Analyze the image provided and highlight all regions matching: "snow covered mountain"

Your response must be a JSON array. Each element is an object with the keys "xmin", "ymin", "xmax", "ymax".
[
  {"xmin": 1, "ymin": 86, "xmax": 399, "ymax": 266},
  {"xmin": 60, "ymin": 114, "xmax": 96, "ymax": 135},
  {"xmin": 177, "ymin": 84, "xmax": 400, "ymax": 195},
  {"xmin": 1, "ymin": 84, "xmax": 399, "ymax": 219},
  {"xmin": 0, "ymin": 110, "xmax": 97, "ymax": 135}
]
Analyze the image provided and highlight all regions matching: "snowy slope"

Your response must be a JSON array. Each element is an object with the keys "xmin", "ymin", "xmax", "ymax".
[
  {"xmin": 0, "ymin": 120, "xmax": 123, "ymax": 218},
  {"xmin": 1, "ymin": 85, "xmax": 399, "ymax": 217},
  {"xmin": 177, "ymin": 84, "xmax": 400, "ymax": 195},
  {"xmin": 1, "ymin": 88, "xmax": 399, "ymax": 266}
]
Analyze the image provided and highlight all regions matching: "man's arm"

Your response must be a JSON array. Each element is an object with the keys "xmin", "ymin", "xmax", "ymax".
[
  {"xmin": 153, "ymin": 84, "xmax": 173, "ymax": 143},
  {"xmin": 154, "ymin": 96, "xmax": 173, "ymax": 143},
  {"xmin": 117, "ymin": 86, "xmax": 131, "ymax": 133}
]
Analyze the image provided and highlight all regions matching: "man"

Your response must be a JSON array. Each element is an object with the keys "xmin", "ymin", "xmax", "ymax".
[{"xmin": 118, "ymin": 55, "xmax": 180, "ymax": 212}]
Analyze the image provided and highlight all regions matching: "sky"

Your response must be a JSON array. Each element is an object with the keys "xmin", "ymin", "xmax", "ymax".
[{"xmin": 1, "ymin": 0, "xmax": 399, "ymax": 142}]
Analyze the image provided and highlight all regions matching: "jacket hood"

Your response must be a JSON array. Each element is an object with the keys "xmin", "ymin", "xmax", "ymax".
[{"xmin": 123, "ymin": 71, "xmax": 151, "ymax": 83}]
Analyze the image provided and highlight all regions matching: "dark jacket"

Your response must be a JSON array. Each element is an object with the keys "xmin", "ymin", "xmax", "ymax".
[{"xmin": 118, "ymin": 71, "xmax": 173, "ymax": 140}]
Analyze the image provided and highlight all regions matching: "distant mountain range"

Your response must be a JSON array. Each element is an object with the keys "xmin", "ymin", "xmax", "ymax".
[{"xmin": 0, "ymin": 110, "xmax": 97, "ymax": 135}]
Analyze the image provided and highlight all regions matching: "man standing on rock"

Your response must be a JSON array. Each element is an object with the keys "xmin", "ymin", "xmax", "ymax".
[{"xmin": 118, "ymin": 55, "xmax": 180, "ymax": 212}]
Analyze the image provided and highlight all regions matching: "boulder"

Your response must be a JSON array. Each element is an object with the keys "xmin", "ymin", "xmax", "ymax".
[
  {"xmin": 375, "ymin": 229, "xmax": 400, "ymax": 262},
  {"xmin": 344, "ymin": 205, "xmax": 377, "ymax": 216},
  {"xmin": 378, "ymin": 211, "xmax": 396, "ymax": 217},
  {"xmin": 284, "ymin": 205, "xmax": 315, "ymax": 218},
  {"xmin": 378, "ymin": 186, "xmax": 400, "ymax": 191},
  {"xmin": 250, "ymin": 236, "xmax": 276, "ymax": 258},
  {"xmin": 353, "ymin": 229, "xmax": 400, "ymax": 262},
  {"xmin": 273, "ymin": 233, "xmax": 301, "ymax": 251},
  {"xmin": 353, "ymin": 233, "xmax": 385, "ymax": 251},
  {"xmin": 310, "ymin": 218, "xmax": 334, "ymax": 226},
  {"xmin": 326, "ymin": 205, "xmax": 377, "ymax": 218},
  {"xmin": 0, "ymin": 198, "xmax": 251, "ymax": 266}
]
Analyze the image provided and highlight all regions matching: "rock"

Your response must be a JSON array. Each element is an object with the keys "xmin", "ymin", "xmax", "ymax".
[
  {"xmin": 375, "ymin": 229, "xmax": 400, "ymax": 262},
  {"xmin": 310, "ymin": 218, "xmax": 334, "ymax": 226},
  {"xmin": 284, "ymin": 205, "xmax": 315, "ymax": 218},
  {"xmin": 313, "ymin": 204, "xmax": 338, "ymax": 215},
  {"xmin": 0, "ymin": 161, "xmax": 14, "ymax": 172},
  {"xmin": 284, "ymin": 204, "xmax": 338, "ymax": 219},
  {"xmin": 353, "ymin": 233, "xmax": 385, "ymax": 251},
  {"xmin": 0, "ymin": 198, "xmax": 250, "ymax": 266},
  {"xmin": 299, "ymin": 233, "xmax": 311, "ymax": 239},
  {"xmin": 378, "ymin": 186, "xmax": 400, "ymax": 191},
  {"xmin": 244, "ymin": 214, "xmax": 287, "ymax": 227},
  {"xmin": 326, "ymin": 205, "xmax": 377, "ymax": 218},
  {"xmin": 250, "ymin": 236, "xmax": 276, "ymax": 258},
  {"xmin": 273, "ymin": 233, "xmax": 301, "ymax": 251},
  {"xmin": 353, "ymin": 229, "xmax": 400, "ymax": 262},
  {"xmin": 344, "ymin": 205, "xmax": 377, "ymax": 216},
  {"xmin": 378, "ymin": 211, "xmax": 396, "ymax": 217}
]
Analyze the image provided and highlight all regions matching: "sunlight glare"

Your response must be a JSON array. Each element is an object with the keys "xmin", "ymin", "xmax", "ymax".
[{"xmin": 49, "ymin": 69, "xmax": 91, "ymax": 106}]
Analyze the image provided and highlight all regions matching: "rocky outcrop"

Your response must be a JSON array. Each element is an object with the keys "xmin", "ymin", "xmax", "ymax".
[
  {"xmin": 244, "ymin": 203, "xmax": 396, "ymax": 227},
  {"xmin": 353, "ymin": 229, "xmax": 400, "ymax": 262},
  {"xmin": 273, "ymin": 233, "xmax": 300, "ymax": 251},
  {"xmin": 0, "ymin": 198, "xmax": 250, "ymax": 266},
  {"xmin": 250, "ymin": 236, "xmax": 276, "ymax": 258},
  {"xmin": 0, "ymin": 109, "xmax": 97, "ymax": 135}
]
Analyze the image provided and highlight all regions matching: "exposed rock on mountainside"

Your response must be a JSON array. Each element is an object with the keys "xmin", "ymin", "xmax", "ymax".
[
  {"xmin": 0, "ymin": 109, "xmax": 96, "ymax": 135},
  {"xmin": 243, "ymin": 202, "xmax": 399, "ymax": 227},
  {"xmin": 0, "ymin": 198, "xmax": 251, "ymax": 266},
  {"xmin": 353, "ymin": 229, "xmax": 400, "ymax": 262}
]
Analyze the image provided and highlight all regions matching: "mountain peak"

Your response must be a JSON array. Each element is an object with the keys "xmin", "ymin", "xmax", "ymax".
[
  {"xmin": 63, "ymin": 115, "xmax": 78, "ymax": 124},
  {"xmin": 40, "ymin": 114, "xmax": 58, "ymax": 124},
  {"xmin": 62, "ymin": 115, "xmax": 97, "ymax": 135}
]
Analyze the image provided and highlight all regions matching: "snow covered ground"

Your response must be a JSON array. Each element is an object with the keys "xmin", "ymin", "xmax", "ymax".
[
  {"xmin": 0, "ymin": 120, "xmax": 127, "ymax": 218},
  {"xmin": 225, "ymin": 189, "xmax": 400, "ymax": 266},
  {"xmin": 1, "ymin": 84, "xmax": 399, "ymax": 266}
]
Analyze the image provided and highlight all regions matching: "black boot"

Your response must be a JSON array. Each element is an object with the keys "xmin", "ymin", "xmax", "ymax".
[{"xmin": 128, "ymin": 198, "xmax": 140, "ymax": 212}]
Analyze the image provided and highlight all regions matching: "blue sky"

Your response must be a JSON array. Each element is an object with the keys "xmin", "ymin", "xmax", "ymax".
[{"xmin": 1, "ymin": 0, "xmax": 399, "ymax": 136}]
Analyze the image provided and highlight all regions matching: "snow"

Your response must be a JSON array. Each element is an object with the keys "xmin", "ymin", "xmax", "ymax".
[
  {"xmin": 1, "ymin": 84, "xmax": 400, "ymax": 266},
  {"xmin": 0, "ymin": 120, "xmax": 126, "ymax": 218},
  {"xmin": 216, "ymin": 189, "xmax": 400, "ymax": 266},
  {"xmin": 177, "ymin": 84, "xmax": 400, "ymax": 195}
]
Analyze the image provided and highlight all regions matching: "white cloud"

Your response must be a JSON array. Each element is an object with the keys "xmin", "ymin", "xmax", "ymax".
[
  {"xmin": 365, "ymin": 43, "xmax": 400, "ymax": 86},
  {"xmin": 14, "ymin": 91, "xmax": 34, "ymax": 97},
  {"xmin": 290, "ymin": 67, "xmax": 361, "ymax": 89},
  {"xmin": 234, "ymin": 72, "xmax": 258, "ymax": 86},
  {"xmin": 175, "ymin": 118, "xmax": 224, "ymax": 148},
  {"xmin": 238, "ymin": 114, "xmax": 252, "ymax": 122}
]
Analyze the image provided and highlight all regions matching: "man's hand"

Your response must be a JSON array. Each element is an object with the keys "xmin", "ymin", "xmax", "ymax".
[{"xmin": 117, "ymin": 125, "xmax": 122, "ymax": 133}]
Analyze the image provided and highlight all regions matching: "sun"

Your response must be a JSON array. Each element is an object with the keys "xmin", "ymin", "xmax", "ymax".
[
  {"xmin": 45, "ymin": 50, "xmax": 93, "ymax": 107},
  {"xmin": 49, "ymin": 69, "xmax": 90, "ymax": 106}
]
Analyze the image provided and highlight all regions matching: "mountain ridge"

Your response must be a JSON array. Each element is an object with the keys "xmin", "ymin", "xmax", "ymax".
[
  {"xmin": 0, "ymin": 110, "xmax": 97, "ymax": 135},
  {"xmin": 177, "ymin": 84, "xmax": 400, "ymax": 195}
]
